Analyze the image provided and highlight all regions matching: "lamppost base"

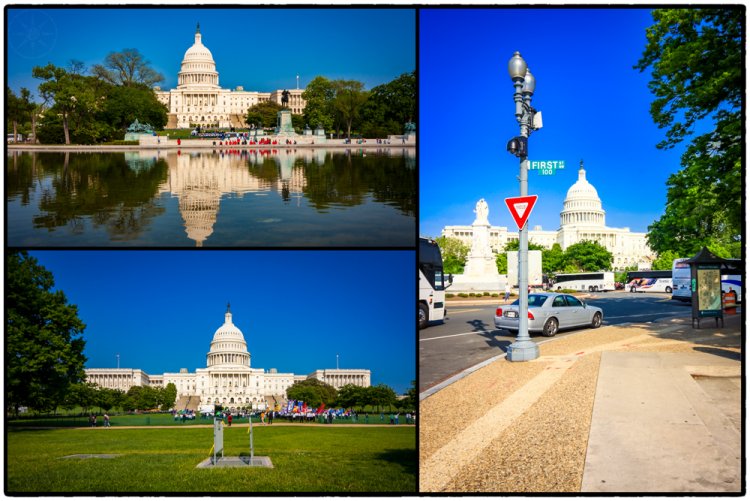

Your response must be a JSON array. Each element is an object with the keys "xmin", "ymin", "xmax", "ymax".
[{"xmin": 506, "ymin": 340, "xmax": 539, "ymax": 362}]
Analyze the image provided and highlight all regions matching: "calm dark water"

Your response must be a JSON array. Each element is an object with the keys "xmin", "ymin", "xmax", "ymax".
[{"xmin": 6, "ymin": 148, "xmax": 416, "ymax": 247}]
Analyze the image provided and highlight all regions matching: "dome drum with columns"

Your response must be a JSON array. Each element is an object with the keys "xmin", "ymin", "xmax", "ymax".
[
  {"xmin": 85, "ymin": 305, "xmax": 371, "ymax": 411},
  {"xmin": 154, "ymin": 24, "xmax": 307, "ymax": 129},
  {"xmin": 441, "ymin": 160, "xmax": 655, "ymax": 269}
]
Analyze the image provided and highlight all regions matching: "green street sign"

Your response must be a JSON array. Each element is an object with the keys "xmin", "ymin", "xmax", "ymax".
[{"xmin": 529, "ymin": 160, "xmax": 565, "ymax": 175}]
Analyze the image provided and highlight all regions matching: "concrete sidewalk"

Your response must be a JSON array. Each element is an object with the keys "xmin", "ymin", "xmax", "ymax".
[{"xmin": 419, "ymin": 312, "xmax": 742, "ymax": 493}]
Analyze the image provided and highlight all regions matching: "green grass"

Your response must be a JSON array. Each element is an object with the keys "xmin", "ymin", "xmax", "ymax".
[{"xmin": 7, "ymin": 426, "xmax": 415, "ymax": 493}]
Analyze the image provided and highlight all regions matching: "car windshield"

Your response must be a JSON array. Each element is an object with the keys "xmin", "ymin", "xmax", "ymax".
[{"xmin": 510, "ymin": 294, "xmax": 548, "ymax": 307}]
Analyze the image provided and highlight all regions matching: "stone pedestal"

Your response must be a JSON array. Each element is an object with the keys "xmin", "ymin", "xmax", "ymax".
[
  {"xmin": 449, "ymin": 200, "xmax": 504, "ymax": 292},
  {"xmin": 275, "ymin": 110, "xmax": 296, "ymax": 136}
]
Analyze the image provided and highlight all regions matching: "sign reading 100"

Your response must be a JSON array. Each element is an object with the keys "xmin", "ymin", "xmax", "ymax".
[{"xmin": 529, "ymin": 160, "xmax": 565, "ymax": 176}]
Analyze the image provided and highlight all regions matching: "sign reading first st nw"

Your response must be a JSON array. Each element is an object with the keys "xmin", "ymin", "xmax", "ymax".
[{"xmin": 505, "ymin": 195, "xmax": 538, "ymax": 230}]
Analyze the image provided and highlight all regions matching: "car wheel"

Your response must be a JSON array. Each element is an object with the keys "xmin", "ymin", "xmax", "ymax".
[
  {"xmin": 588, "ymin": 286, "xmax": 594, "ymax": 292},
  {"xmin": 418, "ymin": 304, "xmax": 428, "ymax": 330},
  {"xmin": 591, "ymin": 312, "xmax": 602, "ymax": 329},
  {"xmin": 542, "ymin": 317, "xmax": 558, "ymax": 337},
  {"xmin": 631, "ymin": 286, "xmax": 636, "ymax": 293},
  {"xmin": 665, "ymin": 286, "xmax": 672, "ymax": 293}
]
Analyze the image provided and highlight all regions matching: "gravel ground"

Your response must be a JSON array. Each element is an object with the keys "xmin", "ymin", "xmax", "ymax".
[{"xmin": 419, "ymin": 315, "xmax": 741, "ymax": 493}]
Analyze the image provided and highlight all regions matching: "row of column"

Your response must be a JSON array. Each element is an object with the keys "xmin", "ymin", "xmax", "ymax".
[
  {"xmin": 562, "ymin": 211, "xmax": 604, "ymax": 225},
  {"xmin": 208, "ymin": 353, "xmax": 248, "ymax": 366},
  {"xmin": 180, "ymin": 73, "xmax": 218, "ymax": 86},
  {"xmin": 209, "ymin": 372, "xmax": 256, "ymax": 389},
  {"xmin": 89, "ymin": 373, "xmax": 132, "ymax": 390},
  {"xmin": 182, "ymin": 93, "xmax": 219, "ymax": 108}
]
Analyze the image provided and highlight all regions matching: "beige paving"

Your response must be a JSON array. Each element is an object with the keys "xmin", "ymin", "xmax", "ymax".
[{"xmin": 419, "ymin": 314, "xmax": 741, "ymax": 493}]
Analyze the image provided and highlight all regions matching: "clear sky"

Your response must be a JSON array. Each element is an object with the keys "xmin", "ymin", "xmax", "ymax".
[
  {"xmin": 420, "ymin": 7, "xmax": 702, "ymax": 239},
  {"xmin": 7, "ymin": 7, "xmax": 415, "ymax": 98},
  {"xmin": 28, "ymin": 250, "xmax": 415, "ymax": 394}
]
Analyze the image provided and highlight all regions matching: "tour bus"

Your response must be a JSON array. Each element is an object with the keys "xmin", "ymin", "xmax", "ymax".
[
  {"xmin": 419, "ymin": 237, "xmax": 452, "ymax": 329},
  {"xmin": 553, "ymin": 272, "xmax": 615, "ymax": 292},
  {"xmin": 672, "ymin": 257, "xmax": 743, "ymax": 302},
  {"xmin": 625, "ymin": 270, "xmax": 672, "ymax": 293}
]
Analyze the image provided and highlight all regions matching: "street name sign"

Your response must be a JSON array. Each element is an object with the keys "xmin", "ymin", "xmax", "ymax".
[
  {"xmin": 529, "ymin": 160, "xmax": 565, "ymax": 175},
  {"xmin": 505, "ymin": 195, "xmax": 538, "ymax": 230}
]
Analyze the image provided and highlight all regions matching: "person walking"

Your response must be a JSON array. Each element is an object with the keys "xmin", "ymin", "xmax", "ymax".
[
  {"xmin": 227, "ymin": 413, "xmax": 233, "ymax": 427},
  {"xmin": 103, "ymin": 413, "xmax": 110, "ymax": 428},
  {"xmin": 504, "ymin": 283, "xmax": 511, "ymax": 302}
]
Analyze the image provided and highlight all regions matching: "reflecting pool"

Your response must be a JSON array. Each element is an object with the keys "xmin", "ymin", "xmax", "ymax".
[{"xmin": 6, "ymin": 148, "xmax": 416, "ymax": 247}]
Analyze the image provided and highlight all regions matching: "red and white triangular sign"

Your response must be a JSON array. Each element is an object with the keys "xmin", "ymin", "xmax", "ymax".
[{"xmin": 504, "ymin": 195, "xmax": 538, "ymax": 230}]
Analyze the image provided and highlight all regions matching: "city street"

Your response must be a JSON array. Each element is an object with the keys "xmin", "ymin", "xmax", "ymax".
[{"xmin": 419, "ymin": 292, "xmax": 693, "ymax": 394}]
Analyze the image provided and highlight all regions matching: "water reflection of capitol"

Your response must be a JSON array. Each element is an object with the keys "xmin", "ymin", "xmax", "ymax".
[{"xmin": 131, "ymin": 149, "xmax": 316, "ymax": 246}]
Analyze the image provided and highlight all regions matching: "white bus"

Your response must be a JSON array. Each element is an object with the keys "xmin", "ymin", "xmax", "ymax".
[
  {"xmin": 673, "ymin": 257, "xmax": 743, "ymax": 302},
  {"xmin": 419, "ymin": 237, "xmax": 452, "ymax": 329},
  {"xmin": 671, "ymin": 258, "xmax": 691, "ymax": 301},
  {"xmin": 553, "ymin": 272, "xmax": 615, "ymax": 292}
]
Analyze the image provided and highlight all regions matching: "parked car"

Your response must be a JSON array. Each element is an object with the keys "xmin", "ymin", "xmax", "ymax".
[{"xmin": 494, "ymin": 293, "xmax": 604, "ymax": 337}]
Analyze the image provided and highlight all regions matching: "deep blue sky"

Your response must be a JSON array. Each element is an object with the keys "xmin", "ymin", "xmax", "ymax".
[
  {"xmin": 420, "ymin": 7, "xmax": 702, "ymax": 238},
  {"xmin": 7, "ymin": 7, "xmax": 415, "ymax": 98},
  {"xmin": 28, "ymin": 251, "xmax": 415, "ymax": 394}
]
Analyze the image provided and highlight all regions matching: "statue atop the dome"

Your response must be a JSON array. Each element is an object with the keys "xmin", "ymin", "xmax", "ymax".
[
  {"xmin": 196, "ymin": 22, "xmax": 200, "ymax": 34},
  {"xmin": 226, "ymin": 302, "xmax": 231, "ymax": 313}
]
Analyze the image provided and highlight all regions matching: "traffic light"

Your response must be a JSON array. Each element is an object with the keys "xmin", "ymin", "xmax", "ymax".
[{"xmin": 506, "ymin": 136, "xmax": 528, "ymax": 158}]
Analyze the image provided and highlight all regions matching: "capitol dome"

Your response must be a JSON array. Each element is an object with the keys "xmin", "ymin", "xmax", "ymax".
[
  {"xmin": 207, "ymin": 304, "xmax": 251, "ymax": 368},
  {"xmin": 560, "ymin": 161, "xmax": 605, "ymax": 227},
  {"xmin": 177, "ymin": 23, "xmax": 220, "ymax": 89}
]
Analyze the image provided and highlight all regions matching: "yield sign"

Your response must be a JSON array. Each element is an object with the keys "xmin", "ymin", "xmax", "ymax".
[{"xmin": 505, "ymin": 195, "xmax": 538, "ymax": 230}]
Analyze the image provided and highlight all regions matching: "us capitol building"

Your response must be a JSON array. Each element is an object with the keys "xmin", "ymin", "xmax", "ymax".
[
  {"xmin": 442, "ymin": 161, "xmax": 654, "ymax": 269},
  {"xmin": 154, "ymin": 24, "xmax": 306, "ymax": 129},
  {"xmin": 85, "ymin": 305, "xmax": 370, "ymax": 410}
]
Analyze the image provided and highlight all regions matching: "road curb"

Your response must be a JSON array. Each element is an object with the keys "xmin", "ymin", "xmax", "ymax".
[{"xmin": 419, "ymin": 313, "xmax": 693, "ymax": 401}]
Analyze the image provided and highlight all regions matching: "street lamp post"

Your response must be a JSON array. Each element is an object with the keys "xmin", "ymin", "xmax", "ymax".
[{"xmin": 506, "ymin": 51, "xmax": 540, "ymax": 362}]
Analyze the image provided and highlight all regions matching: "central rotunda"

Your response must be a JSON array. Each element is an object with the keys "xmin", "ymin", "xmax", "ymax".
[{"xmin": 154, "ymin": 24, "xmax": 306, "ymax": 129}]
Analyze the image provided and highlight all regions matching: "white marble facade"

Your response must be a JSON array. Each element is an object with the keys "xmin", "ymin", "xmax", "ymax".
[
  {"xmin": 442, "ymin": 162, "xmax": 654, "ymax": 269},
  {"xmin": 85, "ymin": 305, "xmax": 370, "ymax": 410},
  {"xmin": 154, "ymin": 24, "xmax": 306, "ymax": 129}
]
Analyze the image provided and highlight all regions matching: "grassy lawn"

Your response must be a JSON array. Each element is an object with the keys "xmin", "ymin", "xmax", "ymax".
[{"xmin": 6, "ymin": 426, "xmax": 415, "ymax": 493}]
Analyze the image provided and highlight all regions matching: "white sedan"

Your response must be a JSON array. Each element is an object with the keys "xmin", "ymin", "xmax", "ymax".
[{"xmin": 494, "ymin": 293, "xmax": 603, "ymax": 337}]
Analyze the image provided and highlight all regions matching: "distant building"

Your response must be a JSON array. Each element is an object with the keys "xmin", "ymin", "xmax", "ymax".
[
  {"xmin": 154, "ymin": 24, "xmax": 306, "ymax": 129},
  {"xmin": 85, "ymin": 305, "xmax": 370, "ymax": 411},
  {"xmin": 442, "ymin": 161, "xmax": 654, "ymax": 269}
]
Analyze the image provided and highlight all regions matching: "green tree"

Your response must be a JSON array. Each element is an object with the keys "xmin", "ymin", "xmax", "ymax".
[
  {"xmin": 401, "ymin": 380, "xmax": 416, "ymax": 411},
  {"xmin": 65, "ymin": 382, "xmax": 97, "ymax": 414},
  {"xmin": 99, "ymin": 84, "xmax": 168, "ymax": 135},
  {"xmin": 245, "ymin": 100, "xmax": 284, "ymax": 129},
  {"xmin": 563, "ymin": 240, "xmax": 613, "ymax": 272},
  {"xmin": 651, "ymin": 250, "xmax": 680, "ymax": 270},
  {"xmin": 434, "ymin": 236, "xmax": 469, "ymax": 275},
  {"xmin": 542, "ymin": 243, "xmax": 567, "ymax": 274},
  {"xmin": 336, "ymin": 384, "xmax": 366, "ymax": 409},
  {"xmin": 636, "ymin": 8, "xmax": 741, "ymax": 258},
  {"xmin": 6, "ymin": 251, "xmax": 87, "ymax": 415},
  {"xmin": 302, "ymin": 76, "xmax": 336, "ymax": 132},
  {"xmin": 33, "ymin": 63, "xmax": 109, "ymax": 144},
  {"xmin": 286, "ymin": 379, "xmax": 337, "ymax": 408},
  {"xmin": 360, "ymin": 72, "xmax": 416, "ymax": 137},
  {"xmin": 161, "ymin": 382, "xmax": 178, "ymax": 411},
  {"xmin": 368, "ymin": 384, "xmax": 397, "ymax": 412},
  {"xmin": 615, "ymin": 265, "xmax": 639, "ymax": 285},
  {"xmin": 333, "ymin": 80, "xmax": 368, "ymax": 138},
  {"xmin": 91, "ymin": 48, "xmax": 165, "ymax": 87}
]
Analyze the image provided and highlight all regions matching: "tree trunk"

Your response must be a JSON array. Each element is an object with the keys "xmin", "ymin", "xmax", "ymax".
[
  {"xmin": 12, "ymin": 119, "xmax": 18, "ymax": 142},
  {"xmin": 63, "ymin": 113, "xmax": 70, "ymax": 145}
]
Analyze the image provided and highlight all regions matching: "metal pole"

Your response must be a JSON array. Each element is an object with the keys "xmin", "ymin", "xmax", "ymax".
[{"xmin": 506, "ymin": 54, "xmax": 539, "ymax": 362}]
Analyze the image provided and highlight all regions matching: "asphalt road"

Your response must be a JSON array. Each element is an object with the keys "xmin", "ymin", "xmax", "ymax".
[{"xmin": 419, "ymin": 291, "xmax": 693, "ymax": 394}]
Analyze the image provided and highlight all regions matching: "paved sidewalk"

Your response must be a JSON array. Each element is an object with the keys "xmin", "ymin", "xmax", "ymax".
[{"xmin": 419, "ymin": 312, "xmax": 742, "ymax": 493}]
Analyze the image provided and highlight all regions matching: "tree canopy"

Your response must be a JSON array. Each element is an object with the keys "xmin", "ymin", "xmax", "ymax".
[
  {"xmin": 92, "ymin": 48, "xmax": 165, "ymax": 87},
  {"xmin": 286, "ymin": 379, "xmax": 337, "ymax": 408},
  {"xmin": 635, "ymin": 8, "xmax": 742, "ymax": 258},
  {"xmin": 6, "ymin": 251, "xmax": 87, "ymax": 415},
  {"xmin": 435, "ymin": 236, "xmax": 469, "ymax": 275}
]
